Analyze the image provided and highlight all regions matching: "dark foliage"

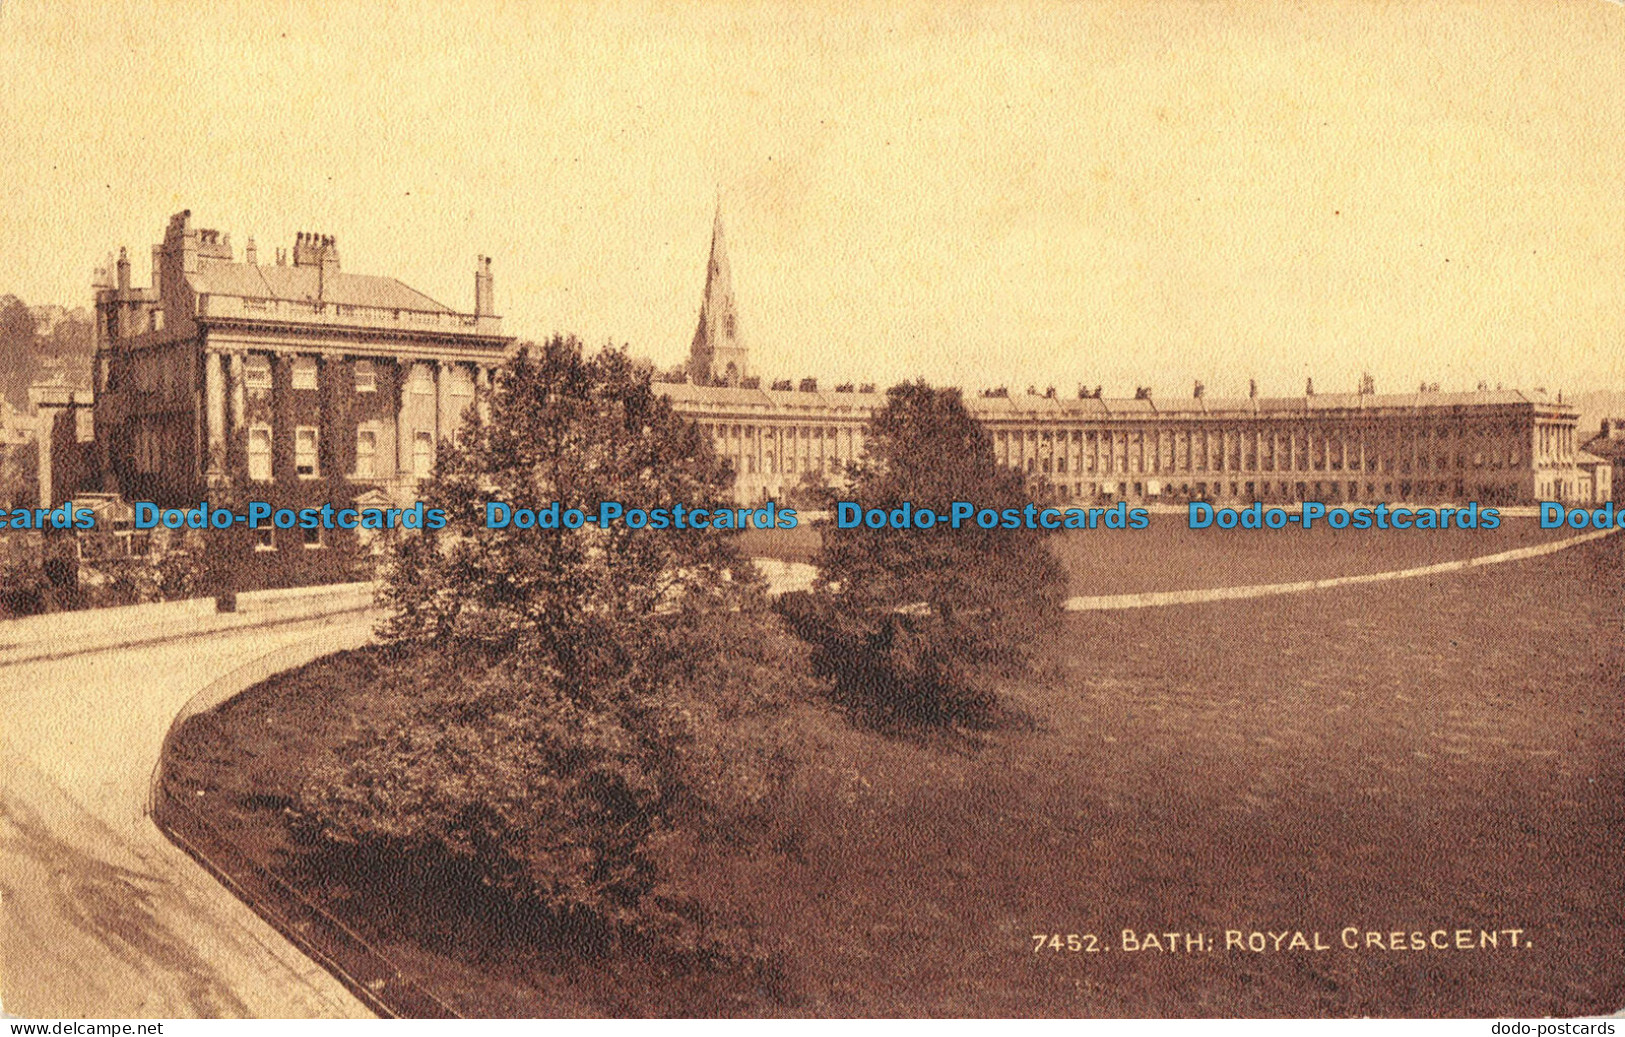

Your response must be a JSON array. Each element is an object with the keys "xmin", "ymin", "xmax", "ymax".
[
  {"xmin": 295, "ymin": 337, "xmax": 811, "ymax": 949},
  {"xmin": 78, "ymin": 530, "xmax": 208, "ymax": 606},
  {"xmin": 789, "ymin": 380, "xmax": 1066, "ymax": 729}
]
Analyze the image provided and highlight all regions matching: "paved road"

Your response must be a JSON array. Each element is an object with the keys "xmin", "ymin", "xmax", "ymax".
[{"xmin": 0, "ymin": 614, "xmax": 376, "ymax": 1019}]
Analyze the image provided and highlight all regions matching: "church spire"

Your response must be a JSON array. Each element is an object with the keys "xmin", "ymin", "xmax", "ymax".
[{"xmin": 688, "ymin": 204, "xmax": 748, "ymax": 387}]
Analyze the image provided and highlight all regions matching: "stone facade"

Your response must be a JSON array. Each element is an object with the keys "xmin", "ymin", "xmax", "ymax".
[
  {"xmin": 666, "ymin": 381, "xmax": 1583, "ymax": 508},
  {"xmin": 1579, "ymin": 420, "xmax": 1625, "ymax": 504},
  {"xmin": 92, "ymin": 210, "xmax": 513, "ymax": 585}
]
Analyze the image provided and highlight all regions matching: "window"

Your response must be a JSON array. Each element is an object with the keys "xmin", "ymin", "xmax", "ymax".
[
  {"xmin": 247, "ymin": 425, "xmax": 272, "ymax": 481},
  {"xmin": 447, "ymin": 365, "xmax": 473, "ymax": 396},
  {"xmin": 295, "ymin": 426, "xmax": 319, "ymax": 477},
  {"xmin": 254, "ymin": 527, "xmax": 275, "ymax": 552},
  {"xmin": 244, "ymin": 355, "xmax": 272, "ymax": 390},
  {"xmin": 355, "ymin": 428, "xmax": 379, "ymax": 477},
  {"xmin": 409, "ymin": 363, "xmax": 434, "ymax": 394},
  {"xmin": 292, "ymin": 356, "xmax": 318, "ymax": 390},
  {"xmin": 413, "ymin": 431, "xmax": 434, "ymax": 476},
  {"xmin": 354, "ymin": 359, "xmax": 377, "ymax": 392},
  {"xmin": 134, "ymin": 424, "xmax": 160, "ymax": 474},
  {"xmin": 303, "ymin": 525, "xmax": 324, "ymax": 549}
]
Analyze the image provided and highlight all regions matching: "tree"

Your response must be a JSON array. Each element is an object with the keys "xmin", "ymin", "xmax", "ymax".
[
  {"xmin": 783, "ymin": 381, "xmax": 1066, "ymax": 728},
  {"xmin": 784, "ymin": 467, "xmax": 831, "ymax": 511},
  {"xmin": 377, "ymin": 337, "xmax": 749, "ymax": 670},
  {"xmin": 297, "ymin": 336, "xmax": 806, "ymax": 946},
  {"xmin": 0, "ymin": 296, "xmax": 40, "ymax": 410}
]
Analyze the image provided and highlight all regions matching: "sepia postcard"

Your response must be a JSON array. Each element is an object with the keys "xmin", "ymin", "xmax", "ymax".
[{"xmin": 0, "ymin": 0, "xmax": 1621, "ymax": 1024}]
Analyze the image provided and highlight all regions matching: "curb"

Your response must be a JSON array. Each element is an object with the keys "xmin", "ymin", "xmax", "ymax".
[
  {"xmin": 0, "ymin": 587, "xmax": 378, "ymax": 667},
  {"xmin": 148, "ymin": 622, "xmax": 462, "ymax": 1020},
  {"xmin": 1063, "ymin": 526, "xmax": 1623, "ymax": 612}
]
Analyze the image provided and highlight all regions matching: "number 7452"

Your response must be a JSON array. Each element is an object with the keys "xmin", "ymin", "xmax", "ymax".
[{"xmin": 1032, "ymin": 933, "xmax": 1101, "ymax": 953}]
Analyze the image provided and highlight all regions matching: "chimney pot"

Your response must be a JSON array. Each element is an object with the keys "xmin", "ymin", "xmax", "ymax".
[{"xmin": 474, "ymin": 255, "xmax": 494, "ymax": 317}]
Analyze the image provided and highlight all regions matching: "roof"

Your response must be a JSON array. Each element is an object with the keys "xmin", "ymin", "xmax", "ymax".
[
  {"xmin": 658, "ymin": 381, "xmax": 1571, "ymax": 422},
  {"xmin": 186, "ymin": 259, "xmax": 456, "ymax": 313},
  {"xmin": 965, "ymin": 388, "xmax": 1558, "ymax": 420},
  {"xmin": 1580, "ymin": 435, "xmax": 1625, "ymax": 461},
  {"xmin": 1574, "ymin": 450, "xmax": 1609, "ymax": 466},
  {"xmin": 660, "ymin": 381, "xmax": 883, "ymax": 414}
]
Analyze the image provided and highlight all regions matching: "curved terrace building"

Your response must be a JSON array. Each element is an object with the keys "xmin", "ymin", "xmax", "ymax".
[{"xmin": 663, "ymin": 213, "xmax": 1584, "ymax": 507}]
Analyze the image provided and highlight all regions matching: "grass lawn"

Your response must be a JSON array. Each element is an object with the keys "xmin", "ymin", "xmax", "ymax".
[{"xmin": 164, "ymin": 531, "xmax": 1625, "ymax": 1016}]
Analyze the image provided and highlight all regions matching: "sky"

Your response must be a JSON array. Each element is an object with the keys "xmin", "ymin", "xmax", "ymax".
[{"xmin": 1, "ymin": 0, "xmax": 1621, "ymax": 400}]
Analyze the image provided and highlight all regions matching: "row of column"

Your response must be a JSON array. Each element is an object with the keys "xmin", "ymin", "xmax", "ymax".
[
  {"xmin": 1536, "ymin": 421, "xmax": 1574, "ymax": 462},
  {"xmin": 706, "ymin": 421, "xmax": 865, "ymax": 477},
  {"xmin": 202, "ymin": 350, "xmax": 495, "ymax": 482},
  {"xmin": 995, "ymin": 424, "xmax": 1531, "ymax": 478}
]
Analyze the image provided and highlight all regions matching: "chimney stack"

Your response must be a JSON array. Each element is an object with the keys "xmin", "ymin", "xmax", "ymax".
[
  {"xmin": 293, "ymin": 231, "xmax": 337, "ymax": 268},
  {"xmin": 116, "ymin": 247, "xmax": 131, "ymax": 292},
  {"xmin": 245, "ymin": 236, "xmax": 257, "ymax": 265},
  {"xmin": 474, "ymin": 255, "xmax": 494, "ymax": 317}
]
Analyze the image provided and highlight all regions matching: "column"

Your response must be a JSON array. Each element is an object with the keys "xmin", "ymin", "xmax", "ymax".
[
  {"xmin": 228, "ymin": 352, "xmax": 246, "ymax": 437},
  {"xmin": 396, "ymin": 357, "xmax": 412, "ymax": 475},
  {"xmin": 476, "ymin": 365, "xmax": 491, "ymax": 423},
  {"xmin": 434, "ymin": 360, "xmax": 446, "ymax": 446},
  {"xmin": 206, "ymin": 350, "xmax": 226, "ymax": 479}
]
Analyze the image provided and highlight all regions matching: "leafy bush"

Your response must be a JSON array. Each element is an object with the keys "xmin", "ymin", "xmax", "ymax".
[
  {"xmin": 297, "ymin": 607, "xmax": 805, "ymax": 949},
  {"xmin": 295, "ymin": 337, "xmax": 810, "ymax": 948},
  {"xmin": 788, "ymin": 381, "xmax": 1066, "ymax": 728},
  {"xmin": 78, "ymin": 530, "xmax": 208, "ymax": 607}
]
